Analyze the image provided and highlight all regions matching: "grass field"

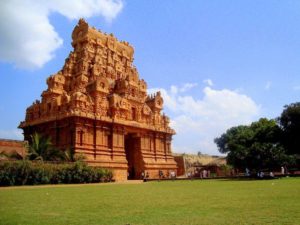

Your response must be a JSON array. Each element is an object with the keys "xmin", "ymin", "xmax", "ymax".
[{"xmin": 0, "ymin": 178, "xmax": 299, "ymax": 225}]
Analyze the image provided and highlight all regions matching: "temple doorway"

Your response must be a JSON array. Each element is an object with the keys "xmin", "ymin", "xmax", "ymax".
[{"xmin": 124, "ymin": 133, "xmax": 142, "ymax": 179}]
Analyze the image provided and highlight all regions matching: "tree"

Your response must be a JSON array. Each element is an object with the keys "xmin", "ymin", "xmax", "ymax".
[
  {"xmin": 214, "ymin": 125, "xmax": 249, "ymax": 155},
  {"xmin": 64, "ymin": 147, "xmax": 86, "ymax": 162},
  {"xmin": 279, "ymin": 102, "xmax": 300, "ymax": 155},
  {"xmin": 28, "ymin": 132, "xmax": 65, "ymax": 161},
  {"xmin": 214, "ymin": 118, "xmax": 293, "ymax": 171}
]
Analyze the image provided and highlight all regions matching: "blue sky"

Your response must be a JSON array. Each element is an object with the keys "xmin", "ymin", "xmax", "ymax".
[{"xmin": 1, "ymin": 0, "xmax": 300, "ymax": 155}]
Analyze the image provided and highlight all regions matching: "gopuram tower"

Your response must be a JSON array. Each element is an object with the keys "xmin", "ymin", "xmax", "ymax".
[{"xmin": 19, "ymin": 19, "xmax": 177, "ymax": 180}]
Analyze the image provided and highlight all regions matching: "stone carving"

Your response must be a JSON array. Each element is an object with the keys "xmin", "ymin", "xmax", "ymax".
[{"xmin": 19, "ymin": 19, "xmax": 177, "ymax": 181}]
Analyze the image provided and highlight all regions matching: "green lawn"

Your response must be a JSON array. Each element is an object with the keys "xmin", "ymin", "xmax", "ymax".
[{"xmin": 0, "ymin": 178, "xmax": 299, "ymax": 225}]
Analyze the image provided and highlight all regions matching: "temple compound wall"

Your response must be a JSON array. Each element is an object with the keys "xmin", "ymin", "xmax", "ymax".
[
  {"xmin": 0, "ymin": 139, "xmax": 27, "ymax": 159},
  {"xmin": 19, "ymin": 19, "xmax": 177, "ymax": 181}
]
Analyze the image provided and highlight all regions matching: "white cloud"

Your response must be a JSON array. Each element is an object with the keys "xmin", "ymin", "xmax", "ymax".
[
  {"xmin": 265, "ymin": 81, "xmax": 271, "ymax": 90},
  {"xmin": 152, "ymin": 83, "xmax": 197, "ymax": 96},
  {"xmin": 0, "ymin": 0, "xmax": 123, "ymax": 69},
  {"xmin": 179, "ymin": 83, "xmax": 198, "ymax": 92},
  {"xmin": 150, "ymin": 85, "xmax": 260, "ymax": 155},
  {"xmin": 170, "ymin": 85, "xmax": 178, "ymax": 95},
  {"xmin": 0, "ymin": 129, "xmax": 23, "ymax": 140},
  {"xmin": 203, "ymin": 79, "xmax": 214, "ymax": 86}
]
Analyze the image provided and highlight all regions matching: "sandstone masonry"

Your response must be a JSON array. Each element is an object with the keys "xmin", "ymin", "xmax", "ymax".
[{"xmin": 19, "ymin": 19, "xmax": 177, "ymax": 181}]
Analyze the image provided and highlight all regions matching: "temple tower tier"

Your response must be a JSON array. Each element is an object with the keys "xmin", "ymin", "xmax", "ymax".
[{"xmin": 19, "ymin": 19, "xmax": 177, "ymax": 181}]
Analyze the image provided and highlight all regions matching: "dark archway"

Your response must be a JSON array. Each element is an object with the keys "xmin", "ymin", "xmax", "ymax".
[{"xmin": 124, "ymin": 133, "xmax": 142, "ymax": 179}]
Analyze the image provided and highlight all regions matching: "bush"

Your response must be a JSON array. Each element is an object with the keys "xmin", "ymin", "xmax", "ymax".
[
  {"xmin": 0, "ymin": 160, "xmax": 113, "ymax": 186},
  {"xmin": 26, "ymin": 162, "xmax": 51, "ymax": 185},
  {"xmin": 0, "ymin": 161, "xmax": 15, "ymax": 186}
]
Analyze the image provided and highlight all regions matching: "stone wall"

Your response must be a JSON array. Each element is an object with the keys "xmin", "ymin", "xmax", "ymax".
[
  {"xmin": 174, "ymin": 154, "xmax": 227, "ymax": 177},
  {"xmin": 0, "ymin": 139, "xmax": 27, "ymax": 158},
  {"xmin": 174, "ymin": 155, "xmax": 186, "ymax": 176}
]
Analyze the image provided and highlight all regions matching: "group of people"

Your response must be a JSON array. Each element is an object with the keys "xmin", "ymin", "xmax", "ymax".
[
  {"xmin": 256, "ymin": 171, "xmax": 275, "ymax": 178},
  {"xmin": 201, "ymin": 169, "xmax": 210, "ymax": 178},
  {"xmin": 186, "ymin": 169, "xmax": 211, "ymax": 179},
  {"xmin": 140, "ymin": 170, "xmax": 177, "ymax": 180},
  {"xmin": 158, "ymin": 170, "xmax": 176, "ymax": 179},
  {"xmin": 140, "ymin": 166, "xmax": 290, "ymax": 181},
  {"xmin": 244, "ymin": 166, "xmax": 288, "ymax": 178},
  {"xmin": 141, "ymin": 171, "xmax": 149, "ymax": 180}
]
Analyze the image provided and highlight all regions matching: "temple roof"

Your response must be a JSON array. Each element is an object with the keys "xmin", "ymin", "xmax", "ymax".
[{"xmin": 20, "ymin": 19, "xmax": 175, "ymax": 135}]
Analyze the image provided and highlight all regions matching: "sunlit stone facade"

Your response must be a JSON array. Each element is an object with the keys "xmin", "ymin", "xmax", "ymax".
[{"xmin": 19, "ymin": 19, "xmax": 177, "ymax": 180}]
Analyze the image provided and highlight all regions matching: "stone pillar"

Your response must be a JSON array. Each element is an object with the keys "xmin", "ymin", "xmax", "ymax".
[
  {"xmin": 93, "ymin": 120, "xmax": 97, "ymax": 160},
  {"xmin": 154, "ymin": 133, "xmax": 157, "ymax": 161},
  {"xmin": 164, "ymin": 134, "xmax": 167, "ymax": 161}
]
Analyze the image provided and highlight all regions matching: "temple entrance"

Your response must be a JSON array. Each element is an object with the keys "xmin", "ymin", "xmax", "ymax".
[{"xmin": 125, "ymin": 133, "xmax": 142, "ymax": 179}]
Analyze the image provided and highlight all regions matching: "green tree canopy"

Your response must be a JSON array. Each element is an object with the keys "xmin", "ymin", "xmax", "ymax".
[
  {"xmin": 214, "ymin": 118, "xmax": 293, "ymax": 171},
  {"xmin": 279, "ymin": 102, "xmax": 300, "ymax": 155}
]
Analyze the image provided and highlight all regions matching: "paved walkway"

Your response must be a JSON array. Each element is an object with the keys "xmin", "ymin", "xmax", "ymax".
[
  {"xmin": 115, "ymin": 180, "xmax": 144, "ymax": 184},
  {"xmin": 0, "ymin": 180, "xmax": 144, "ymax": 190}
]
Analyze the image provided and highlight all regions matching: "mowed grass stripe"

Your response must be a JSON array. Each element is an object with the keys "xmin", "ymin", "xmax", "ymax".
[{"xmin": 0, "ymin": 178, "xmax": 299, "ymax": 225}]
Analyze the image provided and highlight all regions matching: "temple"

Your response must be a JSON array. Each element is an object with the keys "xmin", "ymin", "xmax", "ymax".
[{"xmin": 19, "ymin": 19, "xmax": 177, "ymax": 180}]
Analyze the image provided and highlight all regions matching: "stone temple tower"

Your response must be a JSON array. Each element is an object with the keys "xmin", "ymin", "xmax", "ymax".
[{"xmin": 19, "ymin": 19, "xmax": 177, "ymax": 180}]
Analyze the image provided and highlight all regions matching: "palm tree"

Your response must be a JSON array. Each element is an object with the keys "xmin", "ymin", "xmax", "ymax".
[
  {"xmin": 28, "ymin": 132, "xmax": 65, "ymax": 161},
  {"xmin": 64, "ymin": 147, "xmax": 86, "ymax": 162}
]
